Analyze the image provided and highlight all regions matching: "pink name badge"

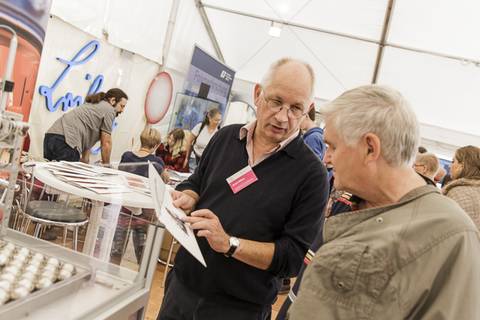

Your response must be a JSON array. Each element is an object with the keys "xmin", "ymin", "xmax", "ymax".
[{"xmin": 226, "ymin": 166, "xmax": 258, "ymax": 194}]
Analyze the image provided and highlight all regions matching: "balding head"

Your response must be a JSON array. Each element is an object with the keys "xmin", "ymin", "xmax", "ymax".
[
  {"xmin": 261, "ymin": 58, "xmax": 315, "ymax": 102},
  {"xmin": 414, "ymin": 153, "xmax": 440, "ymax": 180}
]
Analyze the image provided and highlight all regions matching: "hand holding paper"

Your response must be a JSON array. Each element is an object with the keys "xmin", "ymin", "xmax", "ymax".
[
  {"xmin": 184, "ymin": 210, "xmax": 230, "ymax": 254},
  {"xmin": 148, "ymin": 163, "xmax": 206, "ymax": 267},
  {"xmin": 171, "ymin": 190, "xmax": 197, "ymax": 214}
]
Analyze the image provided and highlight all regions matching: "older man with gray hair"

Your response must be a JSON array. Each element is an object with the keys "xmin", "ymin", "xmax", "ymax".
[
  {"xmin": 288, "ymin": 85, "xmax": 480, "ymax": 319},
  {"xmin": 413, "ymin": 152, "xmax": 440, "ymax": 182}
]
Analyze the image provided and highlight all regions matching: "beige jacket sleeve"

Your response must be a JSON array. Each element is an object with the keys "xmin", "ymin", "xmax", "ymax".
[{"xmin": 288, "ymin": 231, "xmax": 480, "ymax": 320}]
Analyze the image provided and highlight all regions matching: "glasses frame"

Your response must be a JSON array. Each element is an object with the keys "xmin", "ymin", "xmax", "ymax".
[{"xmin": 261, "ymin": 91, "xmax": 308, "ymax": 119}]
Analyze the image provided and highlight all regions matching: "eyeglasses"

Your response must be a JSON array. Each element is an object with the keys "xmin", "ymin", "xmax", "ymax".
[{"xmin": 261, "ymin": 92, "xmax": 307, "ymax": 119}]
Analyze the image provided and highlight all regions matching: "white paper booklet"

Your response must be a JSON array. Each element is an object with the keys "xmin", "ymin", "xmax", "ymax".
[{"xmin": 148, "ymin": 163, "xmax": 206, "ymax": 267}]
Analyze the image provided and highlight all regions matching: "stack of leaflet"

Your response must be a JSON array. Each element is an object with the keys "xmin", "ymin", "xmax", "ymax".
[{"xmin": 44, "ymin": 162, "xmax": 131, "ymax": 194}]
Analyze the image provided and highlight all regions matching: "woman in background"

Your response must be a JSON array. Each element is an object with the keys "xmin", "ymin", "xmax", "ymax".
[
  {"xmin": 156, "ymin": 128, "xmax": 189, "ymax": 172},
  {"xmin": 443, "ymin": 145, "xmax": 480, "ymax": 229},
  {"xmin": 186, "ymin": 108, "xmax": 222, "ymax": 165}
]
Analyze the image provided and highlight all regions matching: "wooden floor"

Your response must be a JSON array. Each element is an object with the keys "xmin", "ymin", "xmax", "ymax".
[{"xmin": 145, "ymin": 263, "xmax": 288, "ymax": 320}]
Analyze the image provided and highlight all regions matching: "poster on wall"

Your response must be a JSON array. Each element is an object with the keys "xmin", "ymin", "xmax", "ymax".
[
  {"xmin": 0, "ymin": 0, "xmax": 52, "ymax": 122},
  {"xmin": 170, "ymin": 93, "xmax": 220, "ymax": 131},
  {"xmin": 181, "ymin": 45, "xmax": 235, "ymax": 129}
]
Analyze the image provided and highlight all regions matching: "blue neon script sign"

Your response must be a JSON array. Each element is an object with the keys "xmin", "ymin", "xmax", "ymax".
[{"xmin": 39, "ymin": 40, "xmax": 104, "ymax": 112}]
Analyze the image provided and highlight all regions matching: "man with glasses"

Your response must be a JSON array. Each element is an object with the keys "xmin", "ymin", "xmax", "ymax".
[
  {"xmin": 157, "ymin": 58, "xmax": 329, "ymax": 320},
  {"xmin": 413, "ymin": 152, "xmax": 440, "ymax": 183}
]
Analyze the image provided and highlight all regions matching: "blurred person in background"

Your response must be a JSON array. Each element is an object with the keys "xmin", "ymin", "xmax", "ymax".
[
  {"xmin": 186, "ymin": 108, "xmax": 222, "ymax": 167},
  {"xmin": 443, "ymin": 145, "xmax": 480, "ymax": 229},
  {"xmin": 157, "ymin": 128, "xmax": 189, "ymax": 173},
  {"xmin": 413, "ymin": 152, "xmax": 440, "ymax": 183},
  {"xmin": 300, "ymin": 106, "xmax": 325, "ymax": 160},
  {"xmin": 112, "ymin": 127, "xmax": 168, "ymax": 264}
]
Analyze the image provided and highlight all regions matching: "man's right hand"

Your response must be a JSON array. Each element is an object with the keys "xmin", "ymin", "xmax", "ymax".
[{"xmin": 171, "ymin": 190, "xmax": 197, "ymax": 213}]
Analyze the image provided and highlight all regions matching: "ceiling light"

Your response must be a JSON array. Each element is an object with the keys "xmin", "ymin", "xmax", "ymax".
[{"xmin": 268, "ymin": 21, "xmax": 282, "ymax": 38}]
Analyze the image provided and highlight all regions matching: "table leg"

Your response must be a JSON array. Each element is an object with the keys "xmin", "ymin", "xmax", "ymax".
[{"xmin": 82, "ymin": 201, "xmax": 122, "ymax": 261}]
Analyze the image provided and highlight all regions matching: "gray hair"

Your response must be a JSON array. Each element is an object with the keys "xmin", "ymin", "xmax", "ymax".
[
  {"xmin": 323, "ymin": 85, "xmax": 419, "ymax": 167},
  {"xmin": 415, "ymin": 152, "xmax": 440, "ymax": 178},
  {"xmin": 261, "ymin": 57, "xmax": 315, "ymax": 101}
]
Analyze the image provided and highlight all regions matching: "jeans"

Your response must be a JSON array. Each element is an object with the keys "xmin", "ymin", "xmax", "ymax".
[{"xmin": 43, "ymin": 134, "xmax": 80, "ymax": 161}]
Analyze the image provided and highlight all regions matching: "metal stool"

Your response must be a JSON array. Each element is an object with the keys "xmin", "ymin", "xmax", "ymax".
[{"xmin": 22, "ymin": 201, "xmax": 89, "ymax": 251}]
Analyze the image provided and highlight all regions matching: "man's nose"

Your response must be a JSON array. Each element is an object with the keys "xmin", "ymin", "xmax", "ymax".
[{"xmin": 274, "ymin": 105, "xmax": 289, "ymax": 122}]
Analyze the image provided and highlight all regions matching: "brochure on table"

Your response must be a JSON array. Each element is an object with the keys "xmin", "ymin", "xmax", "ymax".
[{"xmin": 148, "ymin": 163, "xmax": 206, "ymax": 267}]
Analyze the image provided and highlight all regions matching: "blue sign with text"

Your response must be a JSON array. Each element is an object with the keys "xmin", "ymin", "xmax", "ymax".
[{"xmin": 38, "ymin": 40, "xmax": 104, "ymax": 112}]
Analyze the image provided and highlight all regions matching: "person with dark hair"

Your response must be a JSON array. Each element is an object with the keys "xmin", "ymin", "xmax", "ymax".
[
  {"xmin": 186, "ymin": 108, "xmax": 222, "ymax": 165},
  {"xmin": 156, "ymin": 128, "xmax": 189, "ymax": 172},
  {"xmin": 44, "ymin": 88, "xmax": 128, "ymax": 164},
  {"xmin": 418, "ymin": 146, "xmax": 428, "ymax": 153},
  {"xmin": 300, "ymin": 106, "xmax": 325, "ymax": 160},
  {"xmin": 443, "ymin": 145, "xmax": 480, "ymax": 229}
]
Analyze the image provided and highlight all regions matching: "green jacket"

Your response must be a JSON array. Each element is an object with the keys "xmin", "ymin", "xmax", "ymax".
[{"xmin": 288, "ymin": 185, "xmax": 480, "ymax": 320}]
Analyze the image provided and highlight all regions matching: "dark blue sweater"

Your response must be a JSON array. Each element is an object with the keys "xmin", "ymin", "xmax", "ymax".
[
  {"xmin": 303, "ymin": 127, "xmax": 326, "ymax": 160},
  {"xmin": 174, "ymin": 124, "xmax": 329, "ymax": 309}
]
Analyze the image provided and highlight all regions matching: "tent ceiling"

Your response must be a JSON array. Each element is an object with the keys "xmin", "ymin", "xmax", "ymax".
[
  {"xmin": 47, "ymin": 0, "xmax": 480, "ymax": 139},
  {"xmin": 199, "ymin": 0, "xmax": 480, "ymax": 137}
]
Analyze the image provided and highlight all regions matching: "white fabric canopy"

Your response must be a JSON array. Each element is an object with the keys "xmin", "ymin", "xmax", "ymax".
[{"xmin": 47, "ymin": 0, "xmax": 480, "ymax": 146}]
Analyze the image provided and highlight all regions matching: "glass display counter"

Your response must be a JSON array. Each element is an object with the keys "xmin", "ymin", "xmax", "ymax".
[{"xmin": 0, "ymin": 220, "xmax": 164, "ymax": 319}]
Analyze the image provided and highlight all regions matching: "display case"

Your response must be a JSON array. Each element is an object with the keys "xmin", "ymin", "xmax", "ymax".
[
  {"xmin": 0, "ymin": 111, "xmax": 165, "ymax": 319},
  {"xmin": 0, "ymin": 224, "xmax": 164, "ymax": 320}
]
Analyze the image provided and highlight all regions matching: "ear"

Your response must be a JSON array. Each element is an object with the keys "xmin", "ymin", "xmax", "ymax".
[
  {"xmin": 253, "ymin": 84, "xmax": 262, "ymax": 106},
  {"xmin": 363, "ymin": 133, "xmax": 381, "ymax": 163},
  {"xmin": 108, "ymin": 97, "xmax": 117, "ymax": 106}
]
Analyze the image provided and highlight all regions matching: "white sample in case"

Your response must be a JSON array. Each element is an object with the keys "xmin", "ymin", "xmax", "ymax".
[
  {"xmin": 0, "ymin": 280, "xmax": 11, "ymax": 292},
  {"xmin": 9, "ymin": 258, "xmax": 25, "ymax": 269},
  {"xmin": 28, "ymin": 258, "xmax": 42, "ymax": 268},
  {"xmin": 40, "ymin": 270, "xmax": 56, "ymax": 281},
  {"xmin": 13, "ymin": 254, "xmax": 27, "ymax": 263},
  {"xmin": 17, "ymin": 247, "xmax": 30, "ymax": 257},
  {"xmin": 11, "ymin": 286, "xmax": 29, "ymax": 300},
  {"xmin": 20, "ymin": 271, "xmax": 36, "ymax": 282},
  {"xmin": 16, "ymin": 279, "xmax": 34, "ymax": 292},
  {"xmin": 36, "ymin": 277, "xmax": 53, "ymax": 289},
  {"xmin": 4, "ymin": 243, "xmax": 15, "ymax": 252},
  {"xmin": 46, "ymin": 257, "xmax": 59, "ymax": 267},
  {"xmin": 0, "ymin": 288, "xmax": 9, "ymax": 305},
  {"xmin": 31, "ymin": 253, "xmax": 44, "ymax": 262},
  {"xmin": 43, "ymin": 264, "xmax": 57, "ymax": 273},
  {"xmin": 58, "ymin": 269, "xmax": 73, "ymax": 280},
  {"xmin": 3, "ymin": 265, "xmax": 20, "ymax": 276},
  {"xmin": 61, "ymin": 263, "xmax": 75, "ymax": 273},
  {"xmin": 0, "ymin": 253, "xmax": 8, "ymax": 266},
  {"xmin": 0, "ymin": 272, "xmax": 15, "ymax": 283},
  {"xmin": 24, "ymin": 264, "xmax": 39, "ymax": 274}
]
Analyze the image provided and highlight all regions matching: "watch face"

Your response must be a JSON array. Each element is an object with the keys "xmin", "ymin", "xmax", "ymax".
[{"xmin": 230, "ymin": 237, "xmax": 240, "ymax": 247}]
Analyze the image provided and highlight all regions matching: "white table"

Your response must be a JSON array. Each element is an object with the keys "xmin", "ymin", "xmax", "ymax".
[{"xmin": 32, "ymin": 162, "xmax": 155, "ymax": 261}]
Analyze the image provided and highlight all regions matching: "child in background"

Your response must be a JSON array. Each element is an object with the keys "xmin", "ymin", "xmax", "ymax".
[{"xmin": 111, "ymin": 127, "xmax": 168, "ymax": 264}]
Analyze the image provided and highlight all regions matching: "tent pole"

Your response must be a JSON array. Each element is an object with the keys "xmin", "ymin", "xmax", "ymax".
[
  {"xmin": 203, "ymin": 3, "xmax": 480, "ymax": 66},
  {"xmin": 195, "ymin": 0, "xmax": 225, "ymax": 63},
  {"xmin": 162, "ymin": 0, "xmax": 181, "ymax": 69},
  {"xmin": 372, "ymin": 0, "xmax": 396, "ymax": 84}
]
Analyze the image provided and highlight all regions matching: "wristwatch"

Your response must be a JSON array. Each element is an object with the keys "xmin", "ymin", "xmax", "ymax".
[{"xmin": 224, "ymin": 236, "xmax": 240, "ymax": 258}]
